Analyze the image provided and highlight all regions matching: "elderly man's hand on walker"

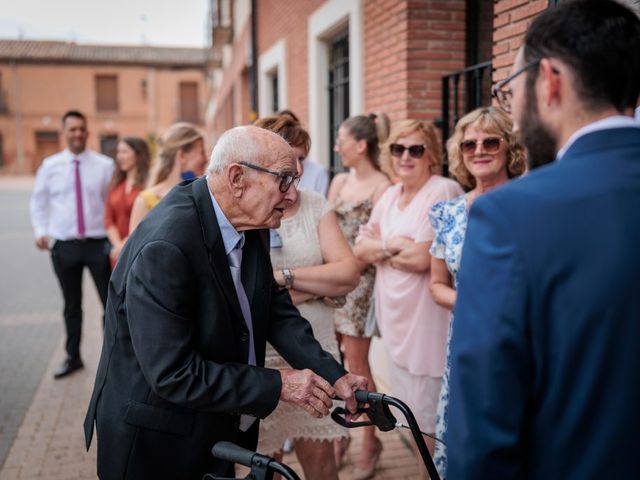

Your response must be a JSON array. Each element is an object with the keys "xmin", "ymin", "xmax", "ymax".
[{"xmin": 279, "ymin": 369, "xmax": 368, "ymax": 419}]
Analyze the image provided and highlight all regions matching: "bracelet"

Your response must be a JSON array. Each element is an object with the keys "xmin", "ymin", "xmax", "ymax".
[
  {"xmin": 281, "ymin": 268, "xmax": 295, "ymax": 289},
  {"xmin": 381, "ymin": 239, "xmax": 392, "ymax": 258}
]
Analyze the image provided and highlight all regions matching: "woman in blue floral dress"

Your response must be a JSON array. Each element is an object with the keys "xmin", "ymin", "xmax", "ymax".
[{"xmin": 428, "ymin": 107, "xmax": 526, "ymax": 479}]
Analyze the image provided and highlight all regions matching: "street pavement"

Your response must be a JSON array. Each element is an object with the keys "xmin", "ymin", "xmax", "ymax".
[{"xmin": 0, "ymin": 176, "xmax": 420, "ymax": 479}]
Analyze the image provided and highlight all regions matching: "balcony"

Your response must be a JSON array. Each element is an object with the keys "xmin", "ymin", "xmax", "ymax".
[{"xmin": 211, "ymin": 0, "xmax": 233, "ymax": 47}]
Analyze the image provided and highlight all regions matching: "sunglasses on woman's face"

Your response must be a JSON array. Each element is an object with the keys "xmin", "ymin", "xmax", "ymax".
[
  {"xmin": 460, "ymin": 137, "xmax": 502, "ymax": 155},
  {"xmin": 389, "ymin": 144, "xmax": 427, "ymax": 158}
]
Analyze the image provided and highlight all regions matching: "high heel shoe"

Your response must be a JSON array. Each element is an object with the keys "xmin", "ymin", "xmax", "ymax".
[{"xmin": 351, "ymin": 437, "xmax": 383, "ymax": 480}]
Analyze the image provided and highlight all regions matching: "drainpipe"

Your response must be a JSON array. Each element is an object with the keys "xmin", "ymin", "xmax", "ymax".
[
  {"xmin": 249, "ymin": 0, "xmax": 258, "ymax": 122},
  {"xmin": 11, "ymin": 60, "xmax": 25, "ymax": 174}
]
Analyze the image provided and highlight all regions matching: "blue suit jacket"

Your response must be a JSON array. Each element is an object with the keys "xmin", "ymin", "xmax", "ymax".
[{"xmin": 447, "ymin": 127, "xmax": 640, "ymax": 479}]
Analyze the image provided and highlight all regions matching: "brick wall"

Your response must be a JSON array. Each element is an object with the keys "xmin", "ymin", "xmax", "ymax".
[
  {"xmin": 257, "ymin": 0, "xmax": 324, "ymax": 128},
  {"xmin": 364, "ymin": 0, "xmax": 466, "ymax": 123},
  {"xmin": 0, "ymin": 63, "xmax": 207, "ymax": 174},
  {"xmin": 493, "ymin": 0, "xmax": 548, "ymax": 82}
]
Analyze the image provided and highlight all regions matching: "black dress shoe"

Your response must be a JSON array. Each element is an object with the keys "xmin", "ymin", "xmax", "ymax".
[{"xmin": 53, "ymin": 358, "xmax": 84, "ymax": 379}]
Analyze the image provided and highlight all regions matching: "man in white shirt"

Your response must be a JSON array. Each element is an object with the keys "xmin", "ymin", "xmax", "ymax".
[
  {"xmin": 30, "ymin": 110, "xmax": 114, "ymax": 379},
  {"xmin": 298, "ymin": 159, "xmax": 329, "ymax": 197}
]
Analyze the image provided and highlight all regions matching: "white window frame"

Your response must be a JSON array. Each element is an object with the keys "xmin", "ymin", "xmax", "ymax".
[
  {"xmin": 258, "ymin": 40, "xmax": 287, "ymax": 116},
  {"xmin": 308, "ymin": 0, "xmax": 363, "ymax": 167}
]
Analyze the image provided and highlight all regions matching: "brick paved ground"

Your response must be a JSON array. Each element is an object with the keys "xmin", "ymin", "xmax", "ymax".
[
  {"xmin": 0, "ymin": 177, "xmax": 63, "ymax": 470},
  {"xmin": 0, "ymin": 176, "xmax": 422, "ymax": 480}
]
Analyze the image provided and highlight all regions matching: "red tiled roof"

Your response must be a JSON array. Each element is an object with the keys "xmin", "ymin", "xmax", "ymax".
[{"xmin": 0, "ymin": 39, "xmax": 217, "ymax": 68}]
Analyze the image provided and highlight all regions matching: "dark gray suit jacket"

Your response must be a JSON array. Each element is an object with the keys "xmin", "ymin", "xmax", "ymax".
[{"xmin": 84, "ymin": 177, "xmax": 346, "ymax": 479}]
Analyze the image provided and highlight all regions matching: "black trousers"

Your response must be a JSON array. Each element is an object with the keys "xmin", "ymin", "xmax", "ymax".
[{"xmin": 50, "ymin": 238, "xmax": 110, "ymax": 360}]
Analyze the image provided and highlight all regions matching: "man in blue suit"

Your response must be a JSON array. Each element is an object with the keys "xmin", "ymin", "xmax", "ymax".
[{"xmin": 446, "ymin": 1, "xmax": 640, "ymax": 478}]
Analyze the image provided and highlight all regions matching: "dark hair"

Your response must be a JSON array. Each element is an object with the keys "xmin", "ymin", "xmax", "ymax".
[
  {"xmin": 523, "ymin": 0, "xmax": 640, "ymax": 112},
  {"xmin": 276, "ymin": 109, "xmax": 300, "ymax": 122},
  {"xmin": 109, "ymin": 137, "xmax": 151, "ymax": 189},
  {"xmin": 62, "ymin": 110, "xmax": 87, "ymax": 126},
  {"xmin": 340, "ymin": 112, "xmax": 390, "ymax": 169}
]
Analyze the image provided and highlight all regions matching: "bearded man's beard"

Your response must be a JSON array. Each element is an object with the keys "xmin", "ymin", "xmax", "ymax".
[{"xmin": 518, "ymin": 84, "xmax": 558, "ymax": 170}]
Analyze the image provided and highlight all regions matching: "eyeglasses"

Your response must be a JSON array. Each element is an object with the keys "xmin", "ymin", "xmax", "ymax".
[
  {"xmin": 491, "ymin": 59, "xmax": 541, "ymax": 113},
  {"xmin": 238, "ymin": 161, "xmax": 300, "ymax": 193},
  {"xmin": 460, "ymin": 137, "xmax": 503, "ymax": 155},
  {"xmin": 389, "ymin": 144, "xmax": 428, "ymax": 158}
]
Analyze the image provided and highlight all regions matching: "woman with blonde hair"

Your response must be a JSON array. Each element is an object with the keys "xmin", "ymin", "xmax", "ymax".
[
  {"xmin": 354, "ymin": 119, "xmax": 462, "ymax": 478},
  {"xmin": 254, "ymin": 114, "xmax": 359, "ymax": 480},
  {"xmin": 129, "ymin": 122, "xmax": 206, "ymax": 232},
  {"xmin": 429, "ymin": 106, "xmax": 525, "ymax": 479},
  {"xmin": 328, "ymin": 113, "xmax": 391, "ymax": 479}
]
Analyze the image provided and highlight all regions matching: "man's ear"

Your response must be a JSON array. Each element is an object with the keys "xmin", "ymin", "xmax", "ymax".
[
  {"xmin": 227, "ymin": 164, "xmax": 245, "ymax": 197},
  {"xmin": 539, "ymin": 58, "xmax": 561, "ymax": 109}
]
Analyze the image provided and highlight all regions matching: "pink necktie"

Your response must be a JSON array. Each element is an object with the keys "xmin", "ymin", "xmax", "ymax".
[{"xmin": 74, "ymin": 159, "xmax": 86, "ymax": 238}]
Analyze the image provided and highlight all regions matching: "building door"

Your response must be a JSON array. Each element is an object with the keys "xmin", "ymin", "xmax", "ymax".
[
  {"xmin": 328, "ymin": 30, "xmax": 349, "ymax": 175},
  {"xmin": 34, "ymin": 131, "xmax": 60, "ymax": 172},
  {"xmin": 100, "ymin": 134, "xmax": 119, "ymax": 160}
]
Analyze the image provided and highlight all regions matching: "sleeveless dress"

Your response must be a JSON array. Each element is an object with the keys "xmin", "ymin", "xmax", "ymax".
[
  {"xmin": 332, "ymin": 195, "xmax": 376, "ymax": 337},
  {"xmin": 257, "ymin": 191, "xmax": 347, "ymax": 455},
  {"xmin": 428, "ymin": 194, "xmax": 469, "ymax": 479}
]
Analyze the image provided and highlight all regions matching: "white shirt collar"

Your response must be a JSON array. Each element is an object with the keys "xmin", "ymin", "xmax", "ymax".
[
  {"xmin": 207, "ymin": 181, "xmax": 245, "ymax": 255},
  {"xmin": 557, "ymin": 115, "xmax": 640, "ymax": 160},
  {"xmin": 63, "ymin": 148, "xmax": 89, "ymax": 162}
]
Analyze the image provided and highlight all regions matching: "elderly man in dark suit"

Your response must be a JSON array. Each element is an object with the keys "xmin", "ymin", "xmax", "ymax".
[
  {"xmin": 84, "ymin": 126, "xmax": 367, "ymax": 480},
  {"xmin": 446, "ymin": 1, "xmax": 640, "ymax": 479}
]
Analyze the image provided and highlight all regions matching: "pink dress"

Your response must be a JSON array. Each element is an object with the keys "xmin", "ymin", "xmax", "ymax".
[{"xmin": 363, "ymin": 175, "xmax": 463, "ymax": 377}]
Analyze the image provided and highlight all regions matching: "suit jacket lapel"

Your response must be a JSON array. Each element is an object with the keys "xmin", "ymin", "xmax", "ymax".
[{"xmin": 192, "ymin": 177, "xmax": 244, "ymax": 322}]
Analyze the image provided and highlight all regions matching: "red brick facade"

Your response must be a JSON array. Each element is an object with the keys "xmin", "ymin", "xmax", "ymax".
[
  {"xmin": 364, "ymin": 0, "xmax": 466, "ymax": 122},
  {"xmin": 0, "ymin": 41, "xmax": 210, "ymax": 174},
  {"xmin": 493, "ymin": 0, "xmax": 548, "ymax": 81},
  {"xmin": 209, "ymin": 0, "xmax": 549, "ymax": 157}
]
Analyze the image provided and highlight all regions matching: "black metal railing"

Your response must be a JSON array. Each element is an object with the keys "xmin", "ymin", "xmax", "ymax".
[{"xmin": 437, "ymin": 60, "xmax": 492, "ymax": 175}]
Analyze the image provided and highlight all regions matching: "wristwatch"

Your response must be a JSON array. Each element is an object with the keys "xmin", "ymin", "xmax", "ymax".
[{"xmin": 281, "ymin": 268, "xmax": 295, "ymax": 289}]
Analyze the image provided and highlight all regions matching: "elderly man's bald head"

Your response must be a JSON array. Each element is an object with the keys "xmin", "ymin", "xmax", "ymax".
[{"xmin": 207, "ymin": 125, "xmax": 294, "ymax": 174}]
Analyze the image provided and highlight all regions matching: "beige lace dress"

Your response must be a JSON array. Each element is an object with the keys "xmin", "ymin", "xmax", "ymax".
[
  {"xmin": 332, "ymin": 195, "xmax": 376, "ymax": 337},
  {"xmin": 257, "ymin": 191, "xmax": 347, "ymax": 455}
]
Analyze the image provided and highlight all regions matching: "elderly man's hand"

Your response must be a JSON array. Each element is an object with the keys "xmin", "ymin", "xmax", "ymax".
[
  {"xmin": 333, "ymin": 373, "xmax": 368, "ymax": 417},
  {"xmin": 279, "ymin": 369, "xmax": 336, "ymax": 418}
]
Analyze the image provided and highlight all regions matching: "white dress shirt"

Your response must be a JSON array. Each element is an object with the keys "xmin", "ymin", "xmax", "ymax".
[
  {"xmin": 30, "ymin": 148, "xmax": 114, "ymax": 240},
  {"xmin": 299, "ymin": 159, "xmax": 329, "ymax": 197}
]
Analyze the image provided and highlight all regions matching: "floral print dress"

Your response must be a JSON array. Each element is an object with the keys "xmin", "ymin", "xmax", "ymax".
[
  {"xmin": 428, "ymin": 193, "xmax": 469, "ymax": 479},
  {"xmin": 332, "ymin": 195, "xmax": 376, "ymax": 337}
]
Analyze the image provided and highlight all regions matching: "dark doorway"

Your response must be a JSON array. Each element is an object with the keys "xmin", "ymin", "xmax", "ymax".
[{"xmin": 328, "ymin": 30, "xmax": 349, "ymax": 175}]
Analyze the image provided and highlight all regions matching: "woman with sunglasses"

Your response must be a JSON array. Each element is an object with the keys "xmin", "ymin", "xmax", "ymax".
[
  {"xmin": 354, "ymin": 119, "xmax": 462, "ymax": 478},
  {"xmin": 428, "ymin": 106, "xmax": 525, "ymax": 479},
  {"xmin": 327, "ymin": 113, "xmax": 391, "ymax": 479},
  {"xmin": 253, "ymin": 114, "xmax": 359, "ymax": 480}
]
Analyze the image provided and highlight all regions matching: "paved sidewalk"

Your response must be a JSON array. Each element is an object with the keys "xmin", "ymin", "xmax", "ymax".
[{"xmin": 0, "ymin": 274, "xmax": 102, "ymax": 480}]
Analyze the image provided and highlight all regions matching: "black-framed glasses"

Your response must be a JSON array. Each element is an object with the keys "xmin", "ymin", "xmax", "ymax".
[
  {"xmin": 238, "ymin": 161, "xmax": 300, "ymax": 193},
  {"xmin": 389, "ymin": 143, "xmax": 428, "ymax": 158},
  {"xmin": 491, "ymin": 58, "xmax": 541, "ymax": 113},
  {"xmin": 460, "ymin": 137, "xmax": 503, "ymax": 155}
]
